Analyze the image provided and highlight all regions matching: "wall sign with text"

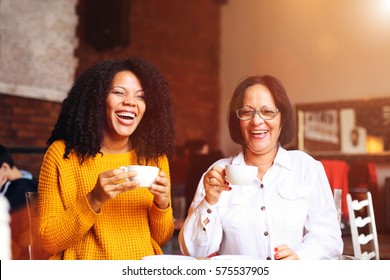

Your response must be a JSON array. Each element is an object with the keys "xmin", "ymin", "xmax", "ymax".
[{"xmin": 296, "ymin": 97, "xmax": 390, "ymax": 154}]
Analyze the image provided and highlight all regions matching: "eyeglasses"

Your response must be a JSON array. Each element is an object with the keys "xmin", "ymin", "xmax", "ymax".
[{"xmin": 236, "ymin": 106, "xmax": 279, "ymax": 121}]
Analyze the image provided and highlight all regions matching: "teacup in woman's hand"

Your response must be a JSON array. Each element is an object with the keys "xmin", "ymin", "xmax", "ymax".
[
  {"xmin": 120, "ymin": 165, "xmax": 159, "ymax": 187},
  {"xmin": 225, "ymin": 164, "xmax": 258, "ymax": 185}
]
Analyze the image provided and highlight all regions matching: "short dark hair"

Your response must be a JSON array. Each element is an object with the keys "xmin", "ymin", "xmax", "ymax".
[
  {"xmin": 0, "ymin": 145, "xmax": 14, "ymax": 168},
  {"xmin": 228, "ymin": 75, "xmax": 295, "ymax": 148},
  {"xmin": 48, "ymin": 56, "xmax": 175, "ymax": 164}
]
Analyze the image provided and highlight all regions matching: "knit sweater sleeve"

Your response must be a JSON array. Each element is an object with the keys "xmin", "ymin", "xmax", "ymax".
[
  {"xmin": 149, "ymin": 155, "xmax": 175, "ymax": 247},
  {"xmin": 38, "ymin": 141, "xmax": 99, "ymax": 254}
]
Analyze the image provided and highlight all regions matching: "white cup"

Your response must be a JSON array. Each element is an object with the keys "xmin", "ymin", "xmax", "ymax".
[
  {"xmin": 120, "ymin": 165, "xmax": 159, "ymax": 187},
  {"xmin": 225, "ymin": 164, "xmax": 258, "ymax": 185}
]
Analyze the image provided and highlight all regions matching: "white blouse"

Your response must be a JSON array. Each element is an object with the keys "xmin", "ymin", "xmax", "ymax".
[{"xmin": 178, "ymin": 147, "xmax": 343, "ymax": 260}]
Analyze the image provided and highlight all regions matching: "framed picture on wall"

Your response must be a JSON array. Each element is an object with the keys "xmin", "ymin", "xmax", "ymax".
[
  {"xmin": 296, "ymin": 97, "xmax": 390, "ymax": 155},
  {"xmin": 298, "ymin": 109, "xmax": 340, "ymax": 152}
]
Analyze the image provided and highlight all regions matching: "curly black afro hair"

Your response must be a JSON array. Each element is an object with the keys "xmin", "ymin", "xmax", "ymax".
[{"xmin": 48, "ymin": 56, "xmax": 175, "ymax": 164}]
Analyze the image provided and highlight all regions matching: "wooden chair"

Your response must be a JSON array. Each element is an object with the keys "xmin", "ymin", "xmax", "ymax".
[
  {"xmin": 9, "ymin": 206, "xmax": 30, "ymax": 259},
  {"xmin": 25, "ymin": 192, "xmax": 50, "ymax": 260},
  {"xmin": 346, "ymin": 191, "xmax": 380, "ymax": 260}
]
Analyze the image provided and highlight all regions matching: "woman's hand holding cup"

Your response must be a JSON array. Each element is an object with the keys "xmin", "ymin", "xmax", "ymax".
[
  {"xmin": 87, "ymin": 168, "xmax": 138, "ymax": 213},
  {"xmin": 204, "ymin": 166, "xmax": 231, "ymax": 205}
]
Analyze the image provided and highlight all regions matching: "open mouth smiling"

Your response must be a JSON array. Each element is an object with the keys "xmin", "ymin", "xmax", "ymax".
[
  {"xmin": 116, "ymin": 111, "xmax": 136, "ymax": 120},
  {"xmin": 251, "ymin": 129, "xmax": 269, "ymax": 135}
]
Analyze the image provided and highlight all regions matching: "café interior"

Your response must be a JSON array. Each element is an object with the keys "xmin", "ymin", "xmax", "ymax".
[{"xmin": 1, "ymin": 0, "xmax": 390, "ymax": 260}]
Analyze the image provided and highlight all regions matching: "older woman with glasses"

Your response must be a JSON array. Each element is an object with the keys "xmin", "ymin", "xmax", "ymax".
[{"xmin": 178, "ymin": 75, "xmax": 343, "ymax": 260}]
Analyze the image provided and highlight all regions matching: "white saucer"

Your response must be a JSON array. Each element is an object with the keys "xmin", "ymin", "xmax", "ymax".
[
  {"xmin": 211, "ymin": 255, "xmax": 261, "ymax": 260},
  {"xmin": 142, "ymin": 254, "xmax": 196, "ymax": 260}
]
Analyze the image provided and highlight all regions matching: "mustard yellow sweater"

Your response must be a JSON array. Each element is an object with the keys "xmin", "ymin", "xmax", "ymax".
[{"xmin": 38, "ymin": 140, "xmax": 174, "ymax": 260}]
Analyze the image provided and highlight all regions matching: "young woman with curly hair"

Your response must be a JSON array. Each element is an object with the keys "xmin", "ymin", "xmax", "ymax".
[{"xmin": 38, "ymin": 56, "xmax": 175, "ymax": 260}]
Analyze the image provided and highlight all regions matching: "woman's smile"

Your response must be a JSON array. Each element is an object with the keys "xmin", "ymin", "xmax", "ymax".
[
  {"xmin": 240, "ymin": 84, "xmax": 281, "ymax": 155},
  {"xmin": 104, "ymin": 70, "xmax": 146, "ymax": 140}
]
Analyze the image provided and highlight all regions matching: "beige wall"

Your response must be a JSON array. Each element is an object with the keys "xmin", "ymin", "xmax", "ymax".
[
  {"xmin": 0, "ymin": 0, "xmax": 78, "ymax": 102},
  {"xmin": 220, "ymin": 0, "xmax": 390, "ymax": 156}
]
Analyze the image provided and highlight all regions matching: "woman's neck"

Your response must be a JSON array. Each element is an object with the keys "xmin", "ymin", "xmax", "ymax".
[
  {"xmin": 246, "ymin": 157, "xmax": 274, "ymax": 173},
  {"xmin": 101, "ymin": 139, "xmax": 132, "ymax": 154},
  {"xmin": 244, "ymin": 146, "xmax": 279, "ymax": 178}
]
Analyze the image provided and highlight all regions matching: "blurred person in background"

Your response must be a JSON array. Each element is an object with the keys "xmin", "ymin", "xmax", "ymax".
[
  {"xmin": 0, "ymin": 144, "xmax": 38, "ymax": 212},
  {"xmin": 0, "ymin": 195, "xmax": 11, "ymax": 260}
]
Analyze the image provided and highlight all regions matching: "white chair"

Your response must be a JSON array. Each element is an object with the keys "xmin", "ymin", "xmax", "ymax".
[
  {"xmin": 346, "ymin": 191, "xmax": 380, "ymax": 260},
  {"xmin": 333, "ymin": 189, "xmax": 342, "ymax": 225},
  {"xmin": 0, "ymin": 196, "xmax": 11, "ymax": 260}
]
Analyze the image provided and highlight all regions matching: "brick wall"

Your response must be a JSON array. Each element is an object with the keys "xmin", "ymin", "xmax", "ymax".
[
  {"xmin": 0, "ymin": 94, "xmax": 62, "ymax": 176},
  {"xmin": 0, "ymin": 0, "xmax": 222, "ymax": 177},
  {"xmin": 76, "ymin": 0, "xmax": 221, "ymax": 147}
]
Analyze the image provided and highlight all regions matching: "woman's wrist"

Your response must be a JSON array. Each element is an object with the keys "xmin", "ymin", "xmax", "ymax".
[
  {"xmin": 86, "ymin": 191, "xmax": 103, "ymax": 213},
  {"xmin": 154, "ymin": 199, "xmax": 169, "ymax": 210}
]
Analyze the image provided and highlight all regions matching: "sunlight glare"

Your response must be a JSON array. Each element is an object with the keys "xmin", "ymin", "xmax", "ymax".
[
  {"xmin": 379, "ymin": 0, "xmax": 390, "ymax": 13},
  {"xmin": 371, "ymin": 0, "xmax": 390, "ymax": 25}
]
